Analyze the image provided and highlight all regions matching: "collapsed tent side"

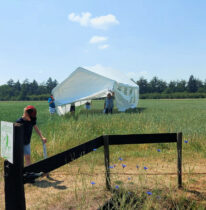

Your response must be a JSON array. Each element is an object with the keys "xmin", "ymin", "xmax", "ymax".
[{"xmin": 113, "ymin": 82, "xmax": 139, "ymax": 112}]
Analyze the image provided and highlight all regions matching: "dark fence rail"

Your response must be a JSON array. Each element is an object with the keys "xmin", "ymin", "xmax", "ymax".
[
  {"xmin": 109, "ymin": 133, "xmax": 177, "ymax": 145},
  {"xmin": 23, "ymin": 133, "xmax": 177, "ymax": 176},
  {"xmin": 4, "ymin": 124, "xmax": 182, "ymax": 210},
  {"xmin": 24, "ymin": 136, "xmax": 103, "ymax": 175}
]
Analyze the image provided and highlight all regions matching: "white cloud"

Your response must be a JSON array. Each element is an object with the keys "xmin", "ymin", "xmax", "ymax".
[
  {"xmin": 98, "ymin": 44, "xmax": 109, "ymax": 50},
  {"xmin": 68, "ymin": 12, "xmax": 119, "ymax": 30},
  {"xmin": 68, "ymin": 12, "xmax": 91, "ymax": 27},
  {"xmin": 89, "ymin": 36, "xmax": 108, "ymax": 44},
  {"xmin": 90, "ymin": 14, "xmax": 119, "ymax": 30}
]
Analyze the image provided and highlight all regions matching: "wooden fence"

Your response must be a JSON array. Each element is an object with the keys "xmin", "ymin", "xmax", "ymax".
[{"xmin": 4, "ymin": 123, "xmax": 182, "ymax": 210}]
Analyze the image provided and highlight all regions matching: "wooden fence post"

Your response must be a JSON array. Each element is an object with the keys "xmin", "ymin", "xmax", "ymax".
[
  {"xmin": 4, "ymin": 123, "xmax": 26, "ymax": 210},
  {"xmin": 103, "ymin": 135, "xmax": 111, "ymax": 190},
  {"xmin": 177, "ymin": 132, "xmax": 182, "ymax": 189}
]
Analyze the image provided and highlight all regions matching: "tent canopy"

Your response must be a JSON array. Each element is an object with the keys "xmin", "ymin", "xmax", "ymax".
[{"xmin": 52, "ymin": 67, "xmax": 139, "ymax": 115}]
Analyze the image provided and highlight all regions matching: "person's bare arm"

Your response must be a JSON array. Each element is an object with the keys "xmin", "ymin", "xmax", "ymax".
[{"xmin": 34, "ymin": 125, "xmax": 47, "ymax": 143}]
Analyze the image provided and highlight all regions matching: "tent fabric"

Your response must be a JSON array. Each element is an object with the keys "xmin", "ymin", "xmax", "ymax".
[{"xmin": 52, "ymin": 67, "xmax": 139, "ymax": 115}]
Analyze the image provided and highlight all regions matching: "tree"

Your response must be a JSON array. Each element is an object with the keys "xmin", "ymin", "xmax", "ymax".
[
  {"xmin": 46, "ymin": 77, "xmax": 58, "ymax": 93},
  {"xmin": 187, "ymin": 75, "xmax": 198, "ymax": 93},
  {"xmin": 0, "ymin": 85, "xmax": 12, "ymax": 100},
  {"xmin": 53, "ymin": 79, "xmax": 58, "ymax": 88},
  {"xmin": 6, "ymin": 79, "xmax": 15, "ymax": 97},
  {"xmin": 20, "ymin": 79, "xmax": 30, "ymax": 98},
  {"xmin": 176, "ymin": 80, "xmax": 187, "ymax": 92},
  {"xmin": 0, "ymin": 77, "xmax": 58, "ymax": 100},
  {"xmin": 14, "ymin": 80, "xmax": 21, "ymax": 92},
  {"xmin": 136, "ymin": 77, "xmax": 149, "ymax": 94},
  {"xmin": 7, "ymin": 79, "xmax": 15, "ymax": 87},
  {"xmin": 166, "ymin": 81, "xmax": 177, "ymax": 93},
  {"xmin": 12, "ymin": 80, "xmax": 21, "ymax": 97},
  {"xmin": 31, "ymin": 80, "xmax": 39, "ymax": 95},
  {"xmin": 149, "ymin": 77, "xmax": 167, "ymax": 93},
  {"xmin": 38, "ymin": 82, "xmax": 48, "ymax": 94}
]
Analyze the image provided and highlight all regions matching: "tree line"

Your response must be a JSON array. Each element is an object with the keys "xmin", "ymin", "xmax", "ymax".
[
  {"xmin": 134, "ymin": 75, "xmax": 206, "ymax": 99},
  {"xmin": 0, "ymin": 78, "xmax": 58, "ymax": 101},
  {"xmin": 0, "ymin": 75, "xmax": 206, "ymax": 101}
]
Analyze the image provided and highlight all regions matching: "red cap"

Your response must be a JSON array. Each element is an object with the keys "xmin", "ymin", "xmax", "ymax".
[{"xmin": 25, "ymin": 105, "xmax": 37, "ymax": 118}]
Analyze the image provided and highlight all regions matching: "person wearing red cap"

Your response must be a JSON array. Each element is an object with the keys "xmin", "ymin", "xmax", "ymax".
[{"xmin": 16, "ymin": 105, "xmax": 47, "ymax": 166}]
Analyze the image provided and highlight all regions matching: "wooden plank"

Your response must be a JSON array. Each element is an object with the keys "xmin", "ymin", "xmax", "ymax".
[
  {"xmin": 177, "ymin": 132, "xmax": 182, "ymax": 188},
  {"xmin": 4, "ymin": 123, "xmax": 26, "ymax": 210},
  {"xmin": 103, "ymin": 135, "xmax": 111, "ymax": 190},
  {"xmin": 109, "ymin": 133, "xmax": 177, "ymax": 145},
  {"xmin": 23, "ymin": 136, "xmax": 103, "ymax": 177}
]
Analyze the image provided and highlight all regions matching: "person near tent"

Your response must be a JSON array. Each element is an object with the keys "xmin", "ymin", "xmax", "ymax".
[
  {"xmin": 85, "ymin": 101, "xmax": 91, "ymax": 110},
  {"xmin": 104, "ymin": 91, "xmax": 115, "ymax": 114},
  {"xmin": 16, "ymin": 105, "xmax": 47, "ymax": 166},
  {"xmin": 48, "ymin": 94, "xmax": 56, "ymax": 114},
  {"xmin": 70, "ymin": 102, "xmax": 75, "ymax": 114}
]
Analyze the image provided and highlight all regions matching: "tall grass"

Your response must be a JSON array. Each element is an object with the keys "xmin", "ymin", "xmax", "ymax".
[
  {"xmin": 1, "ymin": 99, "xmax": 206, "ymax": 172},
  {"xmin": 0, "ymin": 99, "xmax": 206, "ymax": 209}
]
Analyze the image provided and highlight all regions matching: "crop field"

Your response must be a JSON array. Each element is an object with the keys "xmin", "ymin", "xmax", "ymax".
[{"xmin": 1, "ymin": 99, "xmax": 206, "ymax": 209}]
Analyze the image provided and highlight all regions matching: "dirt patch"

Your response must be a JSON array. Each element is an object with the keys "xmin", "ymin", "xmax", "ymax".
[{"xmin": 1, "ymin": 159, "xmax": 206, "ymax": 209}]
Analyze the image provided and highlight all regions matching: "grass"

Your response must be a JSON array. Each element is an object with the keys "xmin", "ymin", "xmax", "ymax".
[{"xmin": 1, "ymin": 99, "xmax": 206, "ymax": 209}]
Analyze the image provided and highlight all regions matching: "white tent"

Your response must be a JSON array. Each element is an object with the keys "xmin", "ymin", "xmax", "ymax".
[{"xmin": 52, "ymin": 67, "xmax": 139, "ymax": 115}]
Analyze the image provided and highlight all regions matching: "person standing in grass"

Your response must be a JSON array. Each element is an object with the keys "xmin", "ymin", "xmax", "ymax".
[
  {"xmin": 16, "ymin": 105, "xmax": 47, "ymax": 166},
  {"xmin": 104, "ymin": 91, "xmax": 115, "ymax": 114},
  {"xmin": 70, "ymin": 102, "xmax": 75, "ymax": 114},
  {"xmin": 85, "ymin": 101, "xmax": 91, "ymax": 110},
  {"xmin": 48, "ymin": 94, "xmax": 56, "ymax": 114}
]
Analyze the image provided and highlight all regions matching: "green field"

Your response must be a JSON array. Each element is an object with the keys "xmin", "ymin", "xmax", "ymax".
[
  {"xmin": 0, "ymin": 99, "xmax": 206, "ymax": 209},
  {"xmin": 1, "ymin": 99, "xmax": 206, "ymax": 161}
]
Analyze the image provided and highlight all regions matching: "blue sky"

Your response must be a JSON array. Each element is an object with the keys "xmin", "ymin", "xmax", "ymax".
[{"xmin": 0, "ymin": 0, "xmax": 206, "ymax": 85}]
